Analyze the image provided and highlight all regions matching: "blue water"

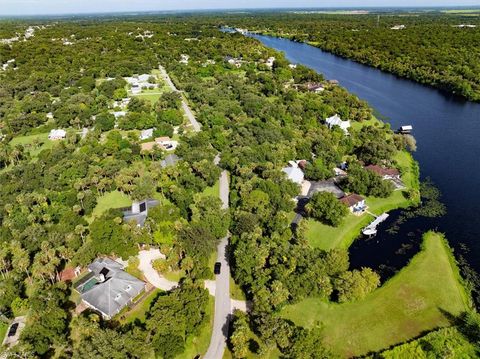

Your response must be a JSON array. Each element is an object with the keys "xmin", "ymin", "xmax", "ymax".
[{"xmin": 251, "ymin": 34, "xmax": 480, "ymax": 275}]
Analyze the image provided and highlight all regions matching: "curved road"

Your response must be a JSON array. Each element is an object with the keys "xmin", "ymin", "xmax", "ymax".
[{"xmin": 204, "ymin": 170, "xmax": 231, "ymax": 359}]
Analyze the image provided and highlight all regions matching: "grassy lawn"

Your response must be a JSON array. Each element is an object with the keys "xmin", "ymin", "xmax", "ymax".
[
  {"xmin": 0, "ymin": 321, "xmax": 8, "ymax": 344},
  {"xmin": 200, "ymin": 180, "xmax": 220, "ymax": 198},
  {"xmin": 163, "ymin": 270, "xmax": 184, "ymax": 282},
  {"xmin": 120, "ymin": 289, "xmax": 162, "ymax": 325},
  {"xmin": 89, "ymin": 190, "xmax": 132, "ymax": 221},
  {"xmin": 230, "ymin": 277, "xmax": 247, "ymax": 301},
  {"xmin": 10, "ymin": 132, "xmax": 55, "ymax": 157},
  {"xmin": 176, "ymin": 296, "xmax": 215, "ymax": 359},
  {"xmin": 132, "ymin": 91, "xmax": 163, "ymax": 104},
  {"xmin": 281, "ymin": 232, "xmax": 470, "ymax": 357},
  {"xmin": 305, "ymin": 151, "xmax": 418, "ymax": 250}
]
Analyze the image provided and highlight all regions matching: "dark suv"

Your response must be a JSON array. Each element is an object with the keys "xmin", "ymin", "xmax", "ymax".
[{"xmin": 214, "ymin": 262, "xmax": 221, "ymax": 275}]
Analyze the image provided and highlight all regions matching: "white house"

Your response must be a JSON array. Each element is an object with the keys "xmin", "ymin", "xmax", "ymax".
[
  {"xmin": 288, "ymin": 64, "xmax": 297, "ymax": 69},
  {"xmin": 140, "ymin": 128, "xmax": 154, "ymax": 140},
  {"xmin": 48, "ymin": 129, "xmax": 66, "ymax": 140},
  {"xmin": 325, "ymin": 114, "xmax": 351, "ymax": 134},
  {"xmin": 391, "ymin": 25, "xmax": 406, "ymax": 30},
  {"xmin": 282, "ymin": 166, "xmax": 304, "ymax": 185},
  {"xmin": 339, "ymin": 194, "xmax": 366, "ymax": 214}
]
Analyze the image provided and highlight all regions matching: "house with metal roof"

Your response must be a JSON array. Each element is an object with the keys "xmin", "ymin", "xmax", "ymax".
[
  {"xmin": 325, "ymin": 114, "xmax": 351, "ymax": 134},
  {"xmin": 78, "ymin": 258, "xmax": 145, "ymax": 320},
  {"xmin": 282, "ymin": 166, "xmax": 304, "ymax": 185},
  {"xmin": 122, "ymin": 199, "xmax": 159, "ymax": 227}
]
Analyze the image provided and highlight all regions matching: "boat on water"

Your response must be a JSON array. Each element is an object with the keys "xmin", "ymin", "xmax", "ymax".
[{"xmin": 398, "ymin": 125, "xmax": 413, "ymax": 134}]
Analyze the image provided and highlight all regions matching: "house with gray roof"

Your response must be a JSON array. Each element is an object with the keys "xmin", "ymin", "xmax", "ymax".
[
  {"xmin": 78, "ymin": 258, "xmax": 145, "ymax": 320},
  {"xmin": 122, "ymin": 199, "xmax": 160, "ymax": 227}
]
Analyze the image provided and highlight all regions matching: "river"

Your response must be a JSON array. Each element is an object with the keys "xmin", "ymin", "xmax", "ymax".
[{"xmin": 250, "ymin": 34, "xmax": 480, "ymax": 279}]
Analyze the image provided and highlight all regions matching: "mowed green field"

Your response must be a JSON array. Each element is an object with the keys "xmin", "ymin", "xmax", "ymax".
[
  {"xmin": 0, "ymin": 321, "xmax": 8, "ymax": 345},
  {"xmin": 305, "ymin": 150, "xmax": 418, "ymax": 250},
  {"xmin": 10, "ymin": 132, "xmax": 55, "ymax": 157},
  {"xmin": 89, "ymin": 190, "xmax": 132, "ymax": 222},
  {"xmin": 281, "ymin": 232, "xmax": 470, "ymax": 357}
]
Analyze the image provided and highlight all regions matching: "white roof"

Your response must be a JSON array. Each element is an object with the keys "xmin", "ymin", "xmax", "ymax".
[
  {"xmin": 138, "ymin": 74, "xmax": 150, "ymax": 82},
  {"xmin": 48, "ymin": 129, "xmax": 66, "ymax": 138},
  {"xmin": 326, "ymin": 114, "xmax": 351, "ymax": 132},
  {"xmin": 140, "ymin": 128, "xmax": 154, "ymax": 139},
  {"xmin": 282, "ymin": 167, "xmax": 304, "ymax": 185}
]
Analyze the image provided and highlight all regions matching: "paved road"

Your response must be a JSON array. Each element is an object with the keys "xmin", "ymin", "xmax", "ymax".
[
  {"xmin": 204, "ymin": 170, "xmax": 231, "ymax": 359},
  {"xmin": 137, "ymin": 249, "xmax": 177, "ymax": 291},
  {"xmin": 158, "ymin": 65, "xmax": 201, "ymax": 132}
]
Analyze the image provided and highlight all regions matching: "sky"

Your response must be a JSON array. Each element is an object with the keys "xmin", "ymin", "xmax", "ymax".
[{"xmin": 0, "ymin": 0, "xmax": 479, "ymax": 16}]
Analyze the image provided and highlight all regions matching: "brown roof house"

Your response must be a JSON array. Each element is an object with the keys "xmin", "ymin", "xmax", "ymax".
[
  {"xmin": 365, "ymin": 165, "xmax": 400, "ymax": 180},
  {"xmin": 339, "ymin": 194, "xmax": 366, "ymax": 215}
]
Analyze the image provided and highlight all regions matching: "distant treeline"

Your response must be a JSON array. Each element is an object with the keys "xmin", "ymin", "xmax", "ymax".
[{"xmin": 218, "ymin": 13, "xmax": 480, "ymax": 101}]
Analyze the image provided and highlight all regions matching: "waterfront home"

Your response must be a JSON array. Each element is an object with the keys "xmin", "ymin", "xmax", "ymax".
[
  {"xmin": 306, "ymin": 82, "xmax": 325, "ymax": 93},
  {"xmin": 48, "ymin": 129, "xmax": 66, "ymax": 140},
  {"xmin": 325, "ymin": 114, "xmax": 351, "ymax": 134},
  {"xmin": 77, "ymin": 258, "xmax": 145, "ymax": 320},
  {"xmin": 365, "ymin": 165, "xmax": 400, "ymax": 180},
  {"xmin": 339, "ymin": 194, "xmax": 366, "ymax": 214}
]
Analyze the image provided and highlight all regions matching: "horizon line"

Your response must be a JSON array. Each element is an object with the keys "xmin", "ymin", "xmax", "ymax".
[{"xmin": 1, "ymin": 5, "xmax": 479, "ymax": 19}]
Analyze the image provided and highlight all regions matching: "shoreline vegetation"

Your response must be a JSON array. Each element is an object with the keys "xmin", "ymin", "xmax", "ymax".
[
  {"xmin": 281, "ymin": 231, "xmax": 472, "ymax": 357},
  {"xmin": 226, "ymin": 12, "xmax": 480, "ymax": 102}
]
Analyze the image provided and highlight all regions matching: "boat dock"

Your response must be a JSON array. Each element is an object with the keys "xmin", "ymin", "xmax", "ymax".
[{"xmin": 362, "ymin": 212, "xmax": 389, "ymax": 236}]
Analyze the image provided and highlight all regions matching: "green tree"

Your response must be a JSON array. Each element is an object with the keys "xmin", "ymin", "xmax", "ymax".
[{"xmin": 305, "ymin": 192, "xmax": 348, "ymax": 227}]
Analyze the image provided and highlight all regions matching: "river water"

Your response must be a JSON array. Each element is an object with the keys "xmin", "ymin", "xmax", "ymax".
[{"xmin": 250, "ymin": 34, "xmax": 480, "ymax": 279}]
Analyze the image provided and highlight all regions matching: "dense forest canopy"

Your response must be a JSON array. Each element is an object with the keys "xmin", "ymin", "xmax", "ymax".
[{"xmin": 216, "ymin": 12, "xmax": 480, "ymax": 101}]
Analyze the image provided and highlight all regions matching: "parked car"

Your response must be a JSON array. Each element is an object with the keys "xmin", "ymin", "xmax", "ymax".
[{"xmin": 214, "ymin": 262, "xmax": 221, "ymax": 275}]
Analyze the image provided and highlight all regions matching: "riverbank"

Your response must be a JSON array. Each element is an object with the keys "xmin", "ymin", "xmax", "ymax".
[
  {"xmin": 248, "ymin": 29, "xmax": 480, "ymax": 102},
  {"xmin": 305, "ymin": 150, "xmax": 419, "ymax": 250},
  {"xmin": 281, "ymin": 232, "xmax": 471, "ymax": 357}
]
